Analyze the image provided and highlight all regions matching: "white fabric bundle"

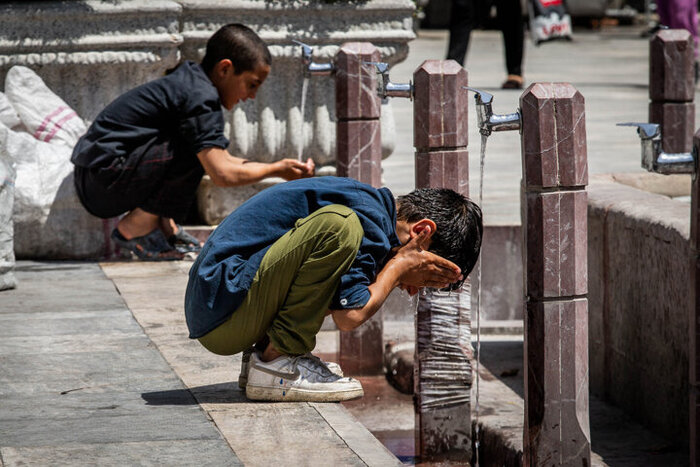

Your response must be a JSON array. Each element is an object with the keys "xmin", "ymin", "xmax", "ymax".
[
  {"xmin": 0, "ymin": 132, "xmax": 15, "ymax": 290},
  {"xmin": 0, "ymin": 92, "xmax": 21, "ymax": 130},
  {"xmin": 5, "ymin": 66, "xmax": 87, "ymax": 148},
  {"xmin": 1, "ymin": 66, "xmax": 114, "ymax": 259}
]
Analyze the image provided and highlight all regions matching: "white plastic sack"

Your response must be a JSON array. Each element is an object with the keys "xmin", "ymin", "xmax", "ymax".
[
  {"xmin": 0, "ymin": 122, "xmax": 114, "ymax": 259},
  {"xmin": 5, "ymin": 66, "xmax": 87, "ymax": 147},
  {"xmin": 528, "ymin": 0, "xmax": 573, "ymax": 45},
  {"xmin": 0, "ymin": 92, "xmax": 21, "ymax": 130},
  {"xmin": 0, "ymin": 138, "xmax": 16, "ymax": 290}
]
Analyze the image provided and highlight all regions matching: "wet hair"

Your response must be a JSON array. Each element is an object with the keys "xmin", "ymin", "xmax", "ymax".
[
  {"xmin": 201, "ymin": 24, "xmax": 272, "ymax": 75},
  {"xmin": 396, "ymin": 188, "xmax": 483, "ymax": 290}
]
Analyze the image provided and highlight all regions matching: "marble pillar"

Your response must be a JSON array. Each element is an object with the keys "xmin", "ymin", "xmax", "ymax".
[
  {"xmin": 334, "ymin": 42, "xmax": 384, "ymax": 376},
  {"xmin": 413, "ymin": 59, "xmax": 472, "ymax": 462},
  {"xmin": 520, "ymin": 83, "xmax": 591, "ymax": 465},
  {"xmin": 649, "ymin": 29, "xmax": 695, "ymax": 153},
  {"xmin": 689, "ymin": 130, "xmax": 700, "ymax": 465}
]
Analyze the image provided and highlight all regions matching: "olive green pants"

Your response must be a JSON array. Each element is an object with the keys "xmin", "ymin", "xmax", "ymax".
[{"xmin": 198, "ymin": 204, "xmax": 363, "ymax": 356}]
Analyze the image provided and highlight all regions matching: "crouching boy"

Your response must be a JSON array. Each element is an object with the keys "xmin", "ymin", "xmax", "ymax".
[{"xmin": 184, "ymin": 176, "xmax": 482, "ymax": 402}]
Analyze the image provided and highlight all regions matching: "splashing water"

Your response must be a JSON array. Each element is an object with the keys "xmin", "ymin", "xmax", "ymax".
[
  {"xmin": 298, "ymin": 76, "xmax": 309, "ymax": 161},
  {"xmin": 474, "ymin": 133, "xmax": 487, "ymax": 467}
]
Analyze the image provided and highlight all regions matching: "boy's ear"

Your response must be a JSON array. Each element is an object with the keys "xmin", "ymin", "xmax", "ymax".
[
  {"xmin": 410, "ymin": 218, "xmax": 437, "ymax": 239},
  {"xmin": 214, "ymin": 59, "xmax": 234, "ymax": 76}
]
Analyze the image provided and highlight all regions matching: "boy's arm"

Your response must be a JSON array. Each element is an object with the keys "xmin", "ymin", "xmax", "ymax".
[
  {"xmin": 197, "ymin": 147, "xmax": 315, "ymax": 187},
  {"xmin": 330, "ymin": 229, "xmax": 462, "ymax": 331}
]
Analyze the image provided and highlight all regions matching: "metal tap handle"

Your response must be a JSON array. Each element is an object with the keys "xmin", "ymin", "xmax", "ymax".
[
  {"xmin": 463, "ymin": 86, "xmax": 494, "ymax": 105},
  {"xmin": 362, "ymin": 61, "xmax": 389, "ymax": 75},
  {"xmin": 292, "ymin": 40, "xmax": 313, "ymax": 63},
  {"xmin": 617, "ymin": 122, "xmax": 661, "ymax": 139},
  {"xmin": 363, "ymin": 61, "xmax": 389, "ymax": 99}
]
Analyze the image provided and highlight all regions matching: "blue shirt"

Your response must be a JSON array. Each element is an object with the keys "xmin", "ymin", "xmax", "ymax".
[
  {"xmin": 71, "ymin": 61, "xmax": 229, "ymax": 170},
  {"xmin": 184, "ymin": 177, "xmax": 401, "ymax": 339}
]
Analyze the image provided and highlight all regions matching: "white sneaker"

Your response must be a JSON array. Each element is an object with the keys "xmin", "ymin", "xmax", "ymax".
[
  {"xmin": 245, "ymin": 352, "xmax": 363, "ymax": 402},
  {"xmin": 238, "ymin": 348, "xmax": 343, "ymax": 389}
]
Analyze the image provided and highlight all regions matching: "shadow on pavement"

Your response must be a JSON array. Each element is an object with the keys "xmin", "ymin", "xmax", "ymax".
[{"xmin": 142, "ymin": 382, "xmax": 248, "ymax": 405}]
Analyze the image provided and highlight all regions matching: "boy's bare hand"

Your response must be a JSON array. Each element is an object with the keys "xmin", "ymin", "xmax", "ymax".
[
  {"xmin": 392, "ymin": 229, "xmax": 462, "ymax": 290},
  {"xmin": 275, "ymin": 158, "xmax": 315, "ymax": 180}
]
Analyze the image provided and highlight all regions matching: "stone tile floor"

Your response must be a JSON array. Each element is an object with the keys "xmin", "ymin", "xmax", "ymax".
[{"xmin": 0, "ymin": 261, "xmax": 398, "ymax": 466}]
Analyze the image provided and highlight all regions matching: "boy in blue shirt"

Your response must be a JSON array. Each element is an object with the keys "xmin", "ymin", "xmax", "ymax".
[
  {"xmin": 185, "ymin": 177, "xmax": 483, "ymax": 402},
  {"xmin": 71, "ymin": 24, "xmax": 314, "ymax": 260}
]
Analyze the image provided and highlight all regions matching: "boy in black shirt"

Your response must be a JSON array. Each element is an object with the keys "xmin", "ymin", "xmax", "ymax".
[{"xmin": 72, "ymin": 24, "xmax": 314, "ymax": 260}]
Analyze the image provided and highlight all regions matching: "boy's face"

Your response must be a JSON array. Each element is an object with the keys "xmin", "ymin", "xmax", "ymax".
[{"xmin": 213, "ymin": 60, "xmax": 270, "ymax": 110}]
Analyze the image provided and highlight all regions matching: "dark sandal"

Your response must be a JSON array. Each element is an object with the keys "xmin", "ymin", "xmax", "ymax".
[
  {"xmin": 501, "ymin": 75, "xmax": 524, "ymax": 89},
  {"xmin": 168, "ymin": 225, "xmax": 202, "ymax": 253},
  {"xmin": 111, "ymin": 228, "xmax": 183, "ymax": 261}
]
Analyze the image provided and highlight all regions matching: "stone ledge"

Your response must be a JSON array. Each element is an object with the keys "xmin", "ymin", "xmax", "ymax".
[
  {"xmin": 588, "ymin": 176, "xmax": 690, "ymax": 440},
  {"xmin": 473, "ymin": 335, "xmax": 686, "ymax": 466},
  {"xmin": 592, "ymin": 172, "xmax": 691, "ymax": 199},
  {"xmin": 588, "ymin": 174, "xmax": 689, "ymax": 240}
]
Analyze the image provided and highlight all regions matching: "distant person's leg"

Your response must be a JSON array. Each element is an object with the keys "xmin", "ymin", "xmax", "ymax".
[
  {"xmin": 655, "ymin": 0, "xmax": 672, "ymax": 29},
  {"xmin": 675, "ymin": 0, "xmax": 699, "ymax": 61},
  {"xmin": 497, "ymin": 0, "xmax": 525, "ymax": 88},
  {"xmin": 447, "ymin": 0, "xmax": 478, "ymax": 66}
]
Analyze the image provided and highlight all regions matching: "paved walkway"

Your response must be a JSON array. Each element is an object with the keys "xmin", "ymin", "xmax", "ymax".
[
  {"xmin": 0, "ymin": 262, "xmax": 239, "ymax": 465},
  {"xmin": 0, "ymin": 261, "xmax": 399, "ymax": 466}
]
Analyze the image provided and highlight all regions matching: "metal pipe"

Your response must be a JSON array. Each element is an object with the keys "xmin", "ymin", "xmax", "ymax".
[
  {"xmin": 292, "ymin": 40, "xmax": 334, "ymax": 76},
  {"xmin": 617, "ymin": 122, "xmax": 696, "ymax": 174},
  {"xmin": 464, "ymin": 87, "xmax": 521, "ymax": 136},
  {"xmin": 363, "ymin": 61, "xmax": 413, "ymax": 100}
]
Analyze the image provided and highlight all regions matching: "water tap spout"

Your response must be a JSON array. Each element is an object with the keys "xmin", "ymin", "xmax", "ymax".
[
  {"xmin": 292, "ymin": 40, "xmax": 333, "ymax": 76},
  {"xmin": 617, "ymin": 122, "xmax": 696, "ymax": 174},
  {"xmin": 464, "ymin": 87, "xmax": 521, "ymax": 136},
  {"xmin": 363, "ymin": 61, "xmax": 413, "ymax": 100}
]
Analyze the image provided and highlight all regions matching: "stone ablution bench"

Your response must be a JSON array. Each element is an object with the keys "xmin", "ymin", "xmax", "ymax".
[{"xmin": 0, "ymin": 0, "xmax": 415, "ymax": 257}]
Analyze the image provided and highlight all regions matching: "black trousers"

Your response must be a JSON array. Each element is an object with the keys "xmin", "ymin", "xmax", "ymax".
[
  {"xmin": 74, "ymin": 141, "xmax": 204, "ymax": 223},
  {"xmin": 446, "ymin": 0, "xmax": 524, "ymax": 77}
]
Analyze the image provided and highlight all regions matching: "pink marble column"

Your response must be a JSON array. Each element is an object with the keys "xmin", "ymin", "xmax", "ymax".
[
  {"xmin": 689, "ymin": 130, "xmax": 700, "ymax": 465},
  {"xmin": 412, "ymin": 59, "xmax": 472, "ymax": 462},
  {"xmin": 335, "ymin": 42, "xmax": 383, "ymax": 375},
  {"xmin": 649, "ymin": 30, "xmax": 695, "ymax": 153},
  {"xmin": 520, "ymin": 83, "xmax": 591, "ymax": 465},
  {"xmin": 335, "ymin": 42, "xmax": 382, "ymax": 187}
]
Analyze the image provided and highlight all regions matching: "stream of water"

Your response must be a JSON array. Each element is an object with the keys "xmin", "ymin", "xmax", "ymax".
[
  {"xmin": 298, "ymin": 77, "xmax": 309, "ymax": 161},
  {"xmin": 474, "ymin": 133, "xmax": 487, "ymax": 467}
]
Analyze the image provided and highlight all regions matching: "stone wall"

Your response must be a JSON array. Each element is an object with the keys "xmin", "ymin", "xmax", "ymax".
[
  {"xmin": 0, "ymin": 1, "xmax": 183, "ymax": 122},
  {"xmin": 0, "ymin": 0, "xmax": 415, "ymax": 169},
  {"xmin": 588, "ymin": 175, "xmax": 690, "ymax": 440}
]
